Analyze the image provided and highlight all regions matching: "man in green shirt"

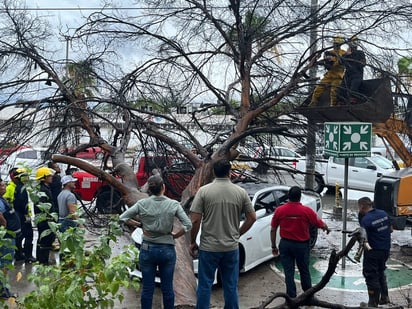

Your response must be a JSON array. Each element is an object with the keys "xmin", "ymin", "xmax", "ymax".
[{"xmin": 190, "ymin": 159, "xmax": 256, "ymax": 309}]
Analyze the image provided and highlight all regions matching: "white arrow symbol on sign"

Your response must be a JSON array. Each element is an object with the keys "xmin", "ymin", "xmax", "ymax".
[
  {"xmin": 360, "ymin": 142, "xmax": 368, "ymax": 150},
  {"xmin": 333, "ymin": 126, "xmax": 338, "ymax": 134},
  {"xmin": 343, "ymin": 142, "xmax": 351, "ymax": 150},
  {"xmin": 360, "ymin": 125, "xmax": 369, "ymax": 134},
  {"xmin": 326, "ymin": 140, "xmax": 329, "ymax": 148},
  {"xmin": 333, "ymin": 141, "xmax": 338, "ymax": 150},
  {"xmin": 343, "ymin": 125, "xmax": 352, "ymax": 134}
]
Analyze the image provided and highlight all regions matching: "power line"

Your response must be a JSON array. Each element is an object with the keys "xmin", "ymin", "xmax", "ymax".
[
  {"xmin": 4, "ymin": 7, "xmax": 142, "ymax": 11},
  {"xmin": 2, "ymin": 5, "xmax": 232, "ymax": 11}
]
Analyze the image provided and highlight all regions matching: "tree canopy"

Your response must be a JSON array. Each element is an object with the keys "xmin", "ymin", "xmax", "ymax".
[
  {"xmin": 1, "ymin": 0, "xmax": 411, "ymax": 169},
  {"xmin": 1, "ymin": 1, "xmax": 412, "ymax": 305}
]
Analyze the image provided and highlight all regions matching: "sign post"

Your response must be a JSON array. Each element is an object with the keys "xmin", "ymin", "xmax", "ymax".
[{"xmin": 324, "ymin": 122, "xmax": 372, "ymax": 268}]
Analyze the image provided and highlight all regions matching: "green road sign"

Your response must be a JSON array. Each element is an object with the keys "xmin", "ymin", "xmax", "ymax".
[{"xmin": 324, "ymin": 122, "xmax": 372, "ymax": 158}]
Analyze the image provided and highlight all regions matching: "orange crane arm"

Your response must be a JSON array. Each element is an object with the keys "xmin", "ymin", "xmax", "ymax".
[{"xmin": 373, "ymin": 117, "xmax": 412, "ymax": 167}]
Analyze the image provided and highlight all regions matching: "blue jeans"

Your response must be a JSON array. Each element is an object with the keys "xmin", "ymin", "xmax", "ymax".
[
  {"xmin": 279, "ymin": 239, "xmax": 311, "ymax": 298},
  {"xmin": 139, "ymin": 241, "xmax": 176, "ymax": 309},
  {"xmin": 196, "ymin": 249, "xmax": 239, "ymax": 309},
  {"xmin": 58, "ymin": 218, "xmax": 78, "ymax": 233}
]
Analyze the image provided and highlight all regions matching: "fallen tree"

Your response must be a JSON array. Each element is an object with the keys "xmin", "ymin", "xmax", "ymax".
[{"xmin": 252, "ymin": 229, "xmax": 405, "ymax": 309}]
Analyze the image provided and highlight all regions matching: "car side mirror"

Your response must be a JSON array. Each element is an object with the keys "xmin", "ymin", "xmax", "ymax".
[
  {"xmin": 255, "ymin": 209, "xmax": 267, "ymax": 219},
  {"xmin": 366, "ymin": 165, "xmax": 377, "ymax": 170}
]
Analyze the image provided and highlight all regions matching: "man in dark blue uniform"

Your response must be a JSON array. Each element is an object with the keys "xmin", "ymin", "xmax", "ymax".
[
  {"xmin": 0, "ymin": 177, "xmax": 21, "ymax": 299},
  {"xmin": 358, "ymin": 197, "xmax": 392, "ymax": 307},
  {"xmin": 3, "ymin": 168, "xmax": 36, "ymax": 263}
]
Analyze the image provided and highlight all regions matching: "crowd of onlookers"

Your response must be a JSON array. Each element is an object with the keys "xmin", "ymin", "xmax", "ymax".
[
  {"xmin": 0, "ymin": 162, "xmax": 81, "ymax": 299},
  {"xmin": 1, "ymin": 158, "xmax": 393, "ymax": 308}
]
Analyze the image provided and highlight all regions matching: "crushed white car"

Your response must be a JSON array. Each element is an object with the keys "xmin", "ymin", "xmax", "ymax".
[{"xmin": 129, "ymin": 182, "xmax": 323, "ymax": 283}]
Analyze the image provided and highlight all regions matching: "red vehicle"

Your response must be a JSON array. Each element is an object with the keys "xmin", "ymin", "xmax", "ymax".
[
  {"xmin": 72, "ymin": 171, "xmax": 122, "ymax": 214},
  {"xmin": 73, "ymin": 156, "xmax": 194, "ymax": 213},
  {"xmin": 60, "ymin": 146, "xmax": 105, "ymax": 160},
  {"xmin": 75, "ymin": 147, "xmax": 104, "ymax": 160},
  {"xmin": 135, "ymin": 156, "xmax": 194, "ymax": 200}
]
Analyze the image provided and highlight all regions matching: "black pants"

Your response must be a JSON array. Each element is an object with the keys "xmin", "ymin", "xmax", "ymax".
[
  {"xmin": 362, "ymin": 249, "xmax": 389, "ymax": 293},
  {"xmin": 279, "ymin": 238, "xmax": 311, "ymax": 298},
  {"xmin": 15, "ymin": 219, "xmax": 34, "ymax": 259},
  {"xmin": 338, "ymin": 73, "xmax": 363, "ymax": 102},
  {"xmin": 36, "ymin": 221, "xmax": 56, "ymax": 265}
]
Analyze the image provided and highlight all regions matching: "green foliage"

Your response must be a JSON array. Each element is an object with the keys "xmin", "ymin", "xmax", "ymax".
[
  {"xmin": 11, "ymin": 178, "xmax": 141, "ymax": 309},
  {"xmin": 398, "ymin": 57, "xmax": 412, "ymax": 75},
  {"xmin": 21, "ymin": 218, "xmax": 140, "ymax": 309},
  {"xmin": 66, "ymin": 60, "xmax": 98, "ymax": 98},
  {"xmin": 0, "ymin": 227, "xmax": 16, "ymax": 287}
]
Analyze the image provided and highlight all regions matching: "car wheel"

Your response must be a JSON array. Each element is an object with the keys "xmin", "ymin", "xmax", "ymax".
[
  {"xmin": 313, "ymin": 175, "xmax": 324, "ymax": 193},
  {"xmin": 96, "ymin": 189, "xmax": 123, "ymax": 214},
  {"xmin": 309, "ymin": 226, "xmax": 318, "ymax": 249}
]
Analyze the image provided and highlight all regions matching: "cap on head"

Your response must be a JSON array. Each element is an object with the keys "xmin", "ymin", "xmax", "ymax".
[
  {"xmin": 61, "ymin": 175, "xmax": 78, "ymax": 186},
  {"xmin": 35, "ymin": 166, "xmax": 54, "ymax": 180}
]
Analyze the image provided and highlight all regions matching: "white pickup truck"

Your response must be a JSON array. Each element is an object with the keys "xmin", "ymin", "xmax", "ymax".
[{"xmin": 295, "ymin": 155, "xmax": 396, "ymax": 193}]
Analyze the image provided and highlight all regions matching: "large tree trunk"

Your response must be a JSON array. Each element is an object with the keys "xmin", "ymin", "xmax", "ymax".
[
  {"xmin": 52, "ymin": 154, "xmax": 210, "ymax": 307},
  {"xmin": 51, "ymin": 154, "xmax": 147, "ymax": 206},
  {"xmin": 173, "ymin": 160, "xmax": 216, "ymax": 307}
]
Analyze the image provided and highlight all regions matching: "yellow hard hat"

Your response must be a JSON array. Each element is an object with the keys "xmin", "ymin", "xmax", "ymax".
[
  {"xmin": 333, "ymin": 36, "xmax": 344, "ymax": 44},
  {"xmin": 11, "ymin": 167, "xmax": 28, "ymax": 179},
  {"xmin": 35, "ymin": 167, "xmax": 54, "ymax": 180}
]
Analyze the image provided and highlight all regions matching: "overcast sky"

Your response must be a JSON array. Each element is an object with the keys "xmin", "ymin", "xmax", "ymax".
[
  {"xmin": 28, "ymin": 1, "xmax": 110, "ymax": 28},
  {"xmin": 22, "ymin": 1, "xmax": 144, "ymax": 69}
]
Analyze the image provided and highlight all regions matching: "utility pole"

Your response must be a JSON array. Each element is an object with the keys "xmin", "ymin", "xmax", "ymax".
[
  {"xmin": 304, "ymin": 0, "xmax": 318, "ymax": 191},
  {"xmin": 65, "ymin": 35, "xmax": 70, "ymax": 78},
  {"xmin": 63, "ymin": 35, "xmax": 74, "ymax": 149}
]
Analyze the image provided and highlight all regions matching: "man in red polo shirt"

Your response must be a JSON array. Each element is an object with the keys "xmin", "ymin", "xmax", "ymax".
[{"xmin": 270, "ymin": 186, "xmax": 330, "ymax": 298}]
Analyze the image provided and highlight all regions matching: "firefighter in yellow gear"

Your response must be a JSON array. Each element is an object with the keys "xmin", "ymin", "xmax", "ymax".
[{"xmin": 310, "ymin": 36, "xmax": 345, "ymax": 107}]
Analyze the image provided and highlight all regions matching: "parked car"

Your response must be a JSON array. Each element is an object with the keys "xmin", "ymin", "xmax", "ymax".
[
  {"xmin": 0, "ymin": 146, "xmax": 47, "ymax": 179},
  {"xmin": 75, "ymin": 146, "xmax": 104, "ymax": 160},
  {"xmin": 294, "ymin": 145, "xmax": 327, "ymax": 159},
  {"xmin": 268, "ymin": 146, "xmax": 303, "ymax": 168},
  {"xmin": 129, "ymin": 182, "xmax": 323, "ymax": 283},
  {"xmin": 237, "ymin": 145, "xmax": 303, "ymax": 173},
  {"xmin": 295, "ymin": 154, "xmax": 396, "ymax": 193}
]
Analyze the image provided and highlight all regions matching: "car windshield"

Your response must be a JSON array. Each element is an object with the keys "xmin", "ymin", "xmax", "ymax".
[
  {"xmin": 17, "ymin": 150, "xmax": 37, "ymax": 159},
  {"xmin": 369, "ymin": 155, "xmax": 394, "ymax": 169}
]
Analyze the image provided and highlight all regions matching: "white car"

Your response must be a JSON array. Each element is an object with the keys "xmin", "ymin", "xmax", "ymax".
[
  {"xmin": 0, "ymin": 147, "xmax": 47, "ymax": 179},
  {"xmin": 323, "ymin": 155, "xmax": 396, "ymax": 192},
  {"xmin": 129, "ymin": 182, "xmax": 322, "ymax": 282},
  {"xmin": 268, "ymin": 146, "xmax": 303, "ymax": 168},
  {"xmin": 236, "ymin": 145, "xmax": 303, "ymax": 172}
]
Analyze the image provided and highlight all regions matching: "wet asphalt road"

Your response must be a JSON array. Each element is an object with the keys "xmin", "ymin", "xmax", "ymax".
[{"xmin": 6, "ymin": 185, "xmax": 412, "ymax": 308}]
